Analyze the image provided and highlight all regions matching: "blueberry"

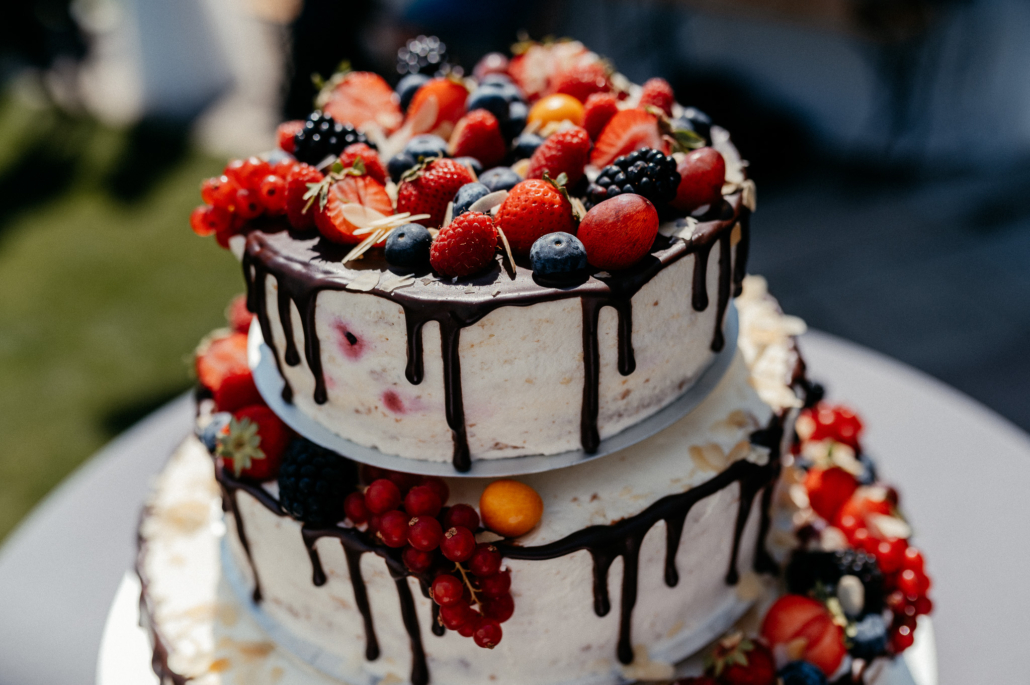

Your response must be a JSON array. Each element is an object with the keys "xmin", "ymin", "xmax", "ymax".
[
  {"xmin": 265, "ymin": 149, "xmax": 294, "ymax": 165},
  {"xmin": 856, "ymin": 451, "xmax": 878, "ymax": 485},
  {"xmin": 467, "ymin": 86, "xmax": 510, "ymax": 123},
  {"xmin": 504, "ymin": 100, "xmax": 528, "ymax": 139},
  {"xmin": 530, "ymin": 232, "xmax": 588, "ymax": 276},
  {"xmin": 453, "ymin": 156, "xmax": 482, "ymax": 177},
  {"xmin": 679, "ymin": 106, "xmax": 712, "ymax": 141},
  {"xmin": 388, "ymin": 152, "xmax": 416, "ymax": 182},
  {"xmin": 396, "ymin": 73, "xmax": 430, "ymax": 111},
  {"xmin": 480, "ymin": 73, "xmax": 513, "ymax": 87},
  {"xmin": 512, "ymin": 132, "xmax": 544, "ymax": 160},
  {"xmin": 385, "ymin": 223, "xmax": 432, "ymax": 269},
  {"xmin": 778, "ymin": 661, "xmax": 827, "ymax": 685},
  {"xmin": 197, "ymin": 412, "xmax": 232, "ymax": 452},
  {"xmin": 850, "ymin": 613, "xmax": 888, "ymax": 660},
  {"xmin": 404, "ymin": 134, "xmax": 448, "ymax": 161},
  {"xmin": 453, "ymin": 182, "xmax": 491, "ymax": 217},
  {"xmin": 479, "ymin": 166, "xmax": 521, "ymax": 192}
]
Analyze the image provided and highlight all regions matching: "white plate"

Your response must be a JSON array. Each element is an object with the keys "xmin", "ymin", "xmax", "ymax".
[{"xmin": 248, "ymin": 304, "xmax": 739, "ymax": 478}]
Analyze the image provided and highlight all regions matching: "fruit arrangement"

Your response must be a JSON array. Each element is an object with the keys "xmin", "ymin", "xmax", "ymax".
[{"xmin": 190, "ymin": 38, "xmax": 740, "ymax": 282}]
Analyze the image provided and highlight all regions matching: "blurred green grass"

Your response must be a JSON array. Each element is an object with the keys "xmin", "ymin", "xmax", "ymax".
[{"xmin": 0, "ymin": 95, "xmax": 245, "ymax": 542}]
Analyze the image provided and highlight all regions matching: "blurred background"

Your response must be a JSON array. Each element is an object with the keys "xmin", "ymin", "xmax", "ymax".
[{"xmin": 1, "ymin": 0, "xmax": 1029, "ymax": 545}]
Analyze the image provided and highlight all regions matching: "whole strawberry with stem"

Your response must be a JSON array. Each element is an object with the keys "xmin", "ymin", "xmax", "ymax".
[
  {"xmin": 526, "ymin": 126, "xmax": 591, "ymax": 187},
  {"xmin": 217, "ymin": 405, "xmax": 291, "ymax": 481},
  {"xmin": 495, "ymin": 176, "xmax": 576, "ymax": 256},
  {"xmin": 704, "ymin": 632, "xmax": 776, "ymax": 685},
  {"xmin": 396, "ymin": 158, "xmax": 475, "ymax": 228}
]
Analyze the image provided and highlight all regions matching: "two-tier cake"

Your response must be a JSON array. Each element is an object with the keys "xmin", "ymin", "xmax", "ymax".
[{"xmin": 139, "ymin": 39, "xmax": 934, "ymax": 685}]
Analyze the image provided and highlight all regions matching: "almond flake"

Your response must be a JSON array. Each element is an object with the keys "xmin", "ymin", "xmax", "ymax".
[
  {"xmin": 468, "ymin": 190, "xmax": 508, "ymax": 214},
  {"xmin": 347, "ymin": 272, "xmax": 380, "ymax": 292},
  {"xmin": 380, "ymin": 274, "xmax": 415, "ymax": 293}
]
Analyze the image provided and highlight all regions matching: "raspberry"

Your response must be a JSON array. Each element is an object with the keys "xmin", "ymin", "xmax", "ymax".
[
  {"xmin": 638, "ymin": 77, "xmax": 675, "ymax": 116},
  {"xmin": 429, "ymin": 211, "xmax": 498, "ymax": 278},
  {"xmin": 440, "ymin": 526, "xmax": 476, "ymax": 562},
  {"xmin": 365, "ymin": 478, "xmax": 402, "ymax": 514},
  {"xmin": 407, "ymin": 515, "xmax": 443, "ymax": 551},
  {"xmin": 583, "ymin": 92, "xmax": 619, "ymax": 140},
  {"xmin": 441, "ymin": 503, "xmax": 480, "ymax": 531}
]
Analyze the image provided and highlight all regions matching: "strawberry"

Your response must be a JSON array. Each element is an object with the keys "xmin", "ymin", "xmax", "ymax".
[
  {"xmin": 526, "ymin": 126, "xmax": 591, "ymax": 187},
  {"xmin": 639, "ymin": 77, "xmax": 675, "ymax": 116},
  {"xmin": 406, "ymin": 77, "xmax": 469, "ymax": 137},
  {"xmin": 285, "ymin": 163, "xmax": 324, "ymax": 230},
  {"xmin": 429, "ymin": 211, "xmax": 498, "ymax": 277},
  {"xmin": 834, "ymin": 486, "xmax": 892, "ymax": 531},
  {"xmin": 671, "ymin": 147, "xmax": 725, "ymax": 212},
  {"xmin": 494, "ymin": 178, "xmax": 575, "ymax": 256},
  {"xmin": 804, "ymin": 466, "xmax": 859, "ymax": 521},
  {"xmin": 761, "ymin": 595, "xmax": 846, "ymax": 677},
  {"xmin": 704, "ymin": 632, "xmax": 776, "ymax": 685},
  {"xmin": 315, "ymin": 174, "xmax": 393, "ymax": 245},
  {"xmin": 550, "ymin": 62, "xmax": 610, "ymax": 103},
  {"xmin": 577, "ymin": 194, "xmax": 658, "ymax": 270},
  {"xmin": 322, "ymin": 71, "xmax": 402, "ymax": 134},
  {"xmin": 217, "ymin": 405, "xmax": 290, "ymax": 481},
  {"xmin": 590, "ymin": 109, "xmax": 666, "ymax": 168},
  {"xmin": 276, "ymin": 120, "xmax": 304, "ymax": 154},
  {"xmin": 583, "ymin": 92, "xmax": 619, "ymax": 140},
  {"xmin": 339, "ymin": 143, "xmax": 387, "ymax": 185},
  {"xmin": 213, "ymin": 370, "xmax": 263, "ymax": 413},
  {"xmin": 449, "ymin": 110, "xmax": 507, "ymax": 169},
  {"xmin": 226, "ymin": 294, "xmax": 253, "ymax": 333},
  {"xmin": 508, "ymin": 40, "xmax": 596, "ymax": 102},
  {"xmin": 396, "ymin": 158, "xmax": 475, "ymax": 228},
  {"xmin": 196, "ymin": 332, "xmax": 249, "ymax": 393}
]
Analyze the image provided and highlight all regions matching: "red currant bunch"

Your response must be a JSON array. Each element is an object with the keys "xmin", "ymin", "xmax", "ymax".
[
  {"xmin": 795, "ymin": 402, "xmax": 864, "ymax": 450},
  {"xmin": 190, "ymin": 155, "xmax": 297, "ymax": 246}
]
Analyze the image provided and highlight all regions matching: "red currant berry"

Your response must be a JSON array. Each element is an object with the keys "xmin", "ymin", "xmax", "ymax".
[
  {"xmin": 897, "ymin": 569, "xmax": 923, "ymax": 598},
  {"xmin": 479, "ymin": 569, "xmax": 511, "ymax": 598},
  {"xmin": 272, "ymin": 157, "xmax": 296, "ymax": 178},
  {"xmin": 408, "ymin": 516, "xmax": 443, "ymax": 551},
  {"xmin": 835, "ymin": 514, "xmax": 861, "ymax": 539},
  {"xmin": 377, "ymin": 510, "xmax": 411, "ymax": 548},
  {"xmin": 361, "ymin": 465, "xmax": 388, "ymax": 483},
  {"xmin": 875, "ymin": 538, "xmax": 907, "ymax": 574},
  {"xmin": 442, "ymin": 503, "xmax": 480, "ymax": 531},
  {"xmin": 234, "ymin": 188, "xmax": 263, "ymax": 219},
  {"xmin": 457, "ymin": 620, "xmax": 477, "ymax": 638},
  {"xmin": 851, "ymin": 528, "xmax": 877, "ymax": 554},
  {"xmin": 901, "ymin": 547, "xmax": 925, "ymax": 574},
  {"xmin": 196, "ymin": 205, "xmax": 233, "ymax": 235},
  {"xmin": 190, "ymin": 206, "xmax": 216, "ymax": 236},
  {"xmin": 914, "ymin": 595, "xmax": 933, "ymax": 615},
  {"xmin": 482, "ymin": 593, "xmax": 514, "ymax": 622},
  {"xmin": 239, "ymin": 156, "xmax": 271, "ymax": 191},
  {"xmin": 367, "ymin": 513, "xmax": 382, "ymax": 534},
  {"xmin": 473, "ymin": 618, "xmax": 503, "ymax": 648},
  {"xmin": 405, "ymin": 485, "xmax": 443, "ymax": 518},
  {"xmin": 276, "ymin": 120, "xmax": 303, "ymax": 154},
  {"xmin": 386, "ymin": 470, "xmax": 422, "ymax": 494},
  {"xmin": 469, "ymin": 543, "xmax": 502, "ymax": 577},
  {"xmin": 402, "ymin": 545, "xmax": 434, "ymax": 573},
  {"xmin": 420, "ymin": 477, "xmax": 449, "ymax": 505},
  {"xmin": 440, "ymin": 526, "xmax": 476, "ymax": 562},
  {"xmin": 258, "ymin": 174, "xmax": 287, "ymax": 215},
  {"xmin": 439, "ymin": 600, "xmax": 473, "ymax": 630},
  {"xmin": 431, "ymin": 574, "xmax": 464, "ymax": 606},
  {"xmin": 344, "ymin": 492, "xmax": 370, "ymax": 524},
  {"xmin": 890, "ymin": 625, "xmax": 915, "ymax": 652},
  {"xmin": 224, "ymin": 159, "xmax": 247, "ymax": 186},
  {"xmin": 365, "ymin": 479, "xmax": 402, "ymax": 514},
  {"xmin": 201, "ymin": 176, "xmax": 238, "ymax": 209}
]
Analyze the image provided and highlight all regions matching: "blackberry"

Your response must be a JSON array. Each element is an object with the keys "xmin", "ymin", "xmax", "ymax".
[
  {"xmin": 293, "ymin": 112, "xmax": 370, "ymax": 166},
  {"xmin": 785, "ymin": 549, "xmax": 884, "ymax": 615},
  {"xmin": 277, "ymin": 438, "xmax": 355, "ymax": 526},
  {"xmin": 585, "ymin": 148, "xmax": 680, "ymax": 209},
  {"xmin": 397, "ymin": 35, "xmax": 451, "ymax": 76}
]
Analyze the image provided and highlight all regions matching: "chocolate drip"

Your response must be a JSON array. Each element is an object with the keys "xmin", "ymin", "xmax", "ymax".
[
  {"xmin": 391, "ymin": 573, "xmax": 430, "ymax": 685},
  {"xmin": 214, "ymin": 465, "xmax": 283, "ymax": 602},
  {"xmin": 242, "ymin": 194, "xmax": 743, "ymax": 470}
]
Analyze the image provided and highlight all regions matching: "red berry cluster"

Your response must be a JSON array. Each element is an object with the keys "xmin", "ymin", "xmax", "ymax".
[
  {"xmin": 190, "ymin": 156, "xmax": 297, "ymax": 247},
  {"xmin": 343, "ymin": 467, "xmax": 514, "ymax": 649},
  {"xmin": 795, "ymin": 403, "xmax": 864, "ymax": 450}
]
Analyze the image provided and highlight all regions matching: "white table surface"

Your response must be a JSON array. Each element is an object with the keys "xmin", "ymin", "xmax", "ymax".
[{"xmin": 1, "ymin": 331, "xmax": 1029, "ymax": 685}]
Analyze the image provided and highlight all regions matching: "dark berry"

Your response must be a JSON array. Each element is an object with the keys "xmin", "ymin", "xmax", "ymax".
[
  {"xmin": 467, "ymin": 86, "xmax": 510, "ymax": 123},
  {"xmin": 453, "ymin": 156, "xmax": 482, "ymax": 177},
  {"xmin": 407, "ymin": 515, "xmax": 443, "ymax": 551},
  {"xmin": 850, "ymin": 613, "xmax": 888, "ymax": 660},
  {"xmin": 365, "ymin": 479, "xmax": 402, "ymax": 514},
  {"xmin": 420, "ymin": 476, "xmax": 449, "ymax": 505},
  {"xmin": 453, "ymin": 182, "xmax": 491, "ymax": 217},
  {"xmin": 778, "ymin": 660, "xmax": 827, "ymax": 685},
  {"xmin": 405, "ymin": 485, "xmax": 443, "ymax": 517},
  {"xmin": 586, "ymin": 148, "xmax": 680, "ymax": 209},
  {"xmin": 529, "ymin": 232, "xmax": 588, "ymax": 276},
  {"xmin": 468, "ymin": 543, "xmax": 502, "ymax": 577},
  {"xmin": 440, "ymin": 526, "xmax": 476, "ymax": 562},
  {"xmin": 396, "ymin": 73, "xmax": 429, "ymax": 111},
  {"xmin": 196, "ymin": 412, "xmax": 231, "ymax": 452},
  {"xmin": 404, "ymin": 134, "xmax": 448, "ymax": 161},
  {"xmin": 388, "ymin": 152, "xmax": 417, "ymax": 182},
  {"xmin": 402, "ymin": 545, "xmax": 434, "ymax": 573},
  {"xmin": 344, "ymin": 492, "xmax": 369, "ymax": 524},
  {"xmin": 385, "ymin": 223, "xmax": 432, "ymax": 269},
  {"xmin": 397, "ymin": 35, "xmax": 450, "ymax": 76},
  {"xmin": 856, "ymin": 451, "xmax": 878, "ymax": 485},
  {"xmin": 478, "ymin": 166, "xmax": 520, "ymax": 193},
  {"xmin": 431, "ymin": 574, "xmax": 464, "ymax": 606},
  {"xmin": 378, "ymin": 509, "xmax": 410, "ymax": 547},
  {"xmin": 277, "ymin": 439, "xmax": 353, "ymax": 526},
  {"xmin": 504, "ymin": 101, "xmax": 528, "ymax": 139},
  {"xmin": 441, "ymin": 503, "xmax": 480, "ymax": 531},
  {"xmin": 293, "ymin": 112, "xmax": 370, "ymax": 166},
  {"xmin": 679, "ymin": 106, "xmax": 712, "ymax": 142},
  {"xmin": 479, "ymin": 569, "xmax": 511, "ymax": 598},
  {"xmin": 473, "ymin": 618, "xmax": 502, "ymax": 648},
  {"xmin": 785, "ymin": 549, "xmax": 884, "ymax": 615},
  {"xmin": 511, "ymin": 132, "xmax": 544, "ymax": 160},
  {"xmin": 482, "ymin": 593, "xmax": 514, "ymax": 622}
]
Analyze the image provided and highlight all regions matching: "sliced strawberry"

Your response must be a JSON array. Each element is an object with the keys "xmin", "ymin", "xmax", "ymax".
[
  {"xmin": 407, "ymin": 77, "xmax": 469, "ymax": 137},
  {"xmin": 323, "ymin": 72, "xmax": 403, "ymax": 134},
  {"xmin": 316, "ymin": 175, "xmax": 394, "ymax": 245},
  {"xmin": 285, "ymin": 163, "xmax": 324, "ymax": 230},
  {"xmin": 583, "ymin": 92, "xmax": 619, "ymax": 141},
  {"xmin": 196, "ymin": 332, "xmax": 249, "ymax": 393},
  {"xmin": 590, "ymin": 109, "xmax": 666, "ymax": 168},
  {"xmin": 804, "ymin": 467, "xmax": 859, "ymax": 521},
  {"xmin": 761, "ymin": 595, "xmax": 846, "ymax": 677}
]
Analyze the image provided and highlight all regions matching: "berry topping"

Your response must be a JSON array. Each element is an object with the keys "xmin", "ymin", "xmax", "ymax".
[
  {"xmin": 285, "ymin": 163, "xmax": 325, "ymax": 230},
  {"xmin": 378, "ymin": 509, "xmax": 411, "ymax": 548},
  {"xmin": 796, "ymin": 404, "xmax": 864, "ymax": 450},
  {"xmin": 529, "ymin": 232, "xmax": 588, "ymax": 276},
  {"xmin": 276, "ymin": 120, "xmax": 304, "ymax": 153},
  {"xmin": 454, "ymin": 156, "xmax": 483, "ymax": 177},
  {"xmin": 407, "ymin": 515, "xmax": 444, "ymax": 551},
  {"xmin": 449, "ymin": 110, "xmax": 507, "ymax": 168},
  {"xmin": 315, "ymin": 172, "xmax": 394, "ymax": 245},
  {"xmin": 761, "ymin": 595, "xmax": 846, "ymax": 677},
  {"xmin": 343, "ymin": 492, "xmax": 369, "ymax": 524},
  {"xmin": 473, "ymin": 618, "xmax": 502, "ymax": 649},
  {"xmin": 452, "ymin": 182, "xmax": 491, "ymax": 217},
  {"xmin": 402, "ymin": 546, "xmax": 434, "ymax": 573},
  {"xmin": 577, "ymin": 194, "xmax": 659, "ymax": 271},
  {"xmin": 785, "ymin": 548, "xmax": 884, "ymax": 616},
  {"xmin": 778, "ymin": 661, "xmax": 828, "ymax": 685},
  {"xmin": 468, "ymin": 543, "xmax": 502, "ymax": 577},
  {"xmin": 551, "ymin": 61, "xmax": 610, "ymax": 103},
  {"xmin": 473, "ymin": 53, "xmax": 509, "ymax": 79},
  {"xmin": 526, "ymin": 126, "xmax": 591, "ymax": 187},
  {"xmin": 638, "ymin": 77, "xmax": 675, "ymax": 116},
  {"xmin": 321, "ymin": 71, "xmax": 402, "ymax": 134},
  {"xmin": 586, "ymin": 147, "xmax": 679, "ymax": 209},
  {"xmin": 405, "ymin": 484, "xmax": 444, "ymax": 517},
  {"xmin": 440, "ymin": 526, "xmax": 476, "ymax": 562},
  {"xmin": 396, "ymin": 158, "xmax": 475, "ymax": 228},
  {"xmin": 189, "ymin": 205, "xmax": 230, "ymax": 237},
  {"xmin": 277, "ymin": 439, "xmax": 352, "ymax": 526},
  {"xmin": 481, "ymin": 593, "xmax": 514, "ymax": 622},
  {"xmin": 385, "ymin": 223, "xmax": 432, "ymax": 269},
  {"xmin": 365, "ymin": 478, "xmax": 402, "ymax": 514},
  {"xmin": 804, "ymin": 466, "xmax": 859, "ymax": 521},
  {"xmin": 466, "ymin": 85, "xmax": 512, "ymax": 125},
  {"xmin": 442, "ymin": 503, "xmax": 480, "ymax": 531},
  {"xmin": 494, "ymin": 178, "xmax": 575, "ymax": 256},
  {"xmin": 196, "ymin": 332, "xmax": 249, "ymax": 394},
  {"xmin": 479, "ymin": 568, "xmax": 511, "ymax": 598},
  {"xmin": 479, "ymin": 480, "xmax": 544, "ymax": 538},
  {"xmin": 849, "ymin": 613, "xmax": 888, "ymax": 661},
  {"xmin": 527, "ymin": 93, "xmax": 585, "ymax": 128},
  {"xmin": 212, "ymin": 370, "xmax": 262, "ymax": 414},
  {"xmin": 431, "ymin": 574, "xmax": 465, "ymax": 606},
  {"xmin": 407, "ymin": 77, "xmax": 469, "ymax": 135},
  {"xmin": 583, "ymin": 92, "xmax": 619, "ymax": 140},
  {"xmin": 406, "ymin": 133, "xmax": 449, "ymax": 161},
  {"xmin": 705, "ymin": 632, "xmax": 776, "ymax": 685},
  {"xmin": 439, "ymin": 600, "xmax": 475, "ymax": 630},
  {"xmin": 396, "ymin": 73, "xmax": 430, "ymax": 111},
  {"xmin": 671, "ymin": 147, "xmax": 726, "ymax": 213},
  {"xmin": 292, "ymin": 111, "xmax": 371, "ymax": 166},
  {"xmin": 511, "ymin": 132, "xmax": 544, "ymax": 161},
  {"xmin": 217, "ymin": 405, "xmax": 290, "ymax": 481},
  {"xmin": 397, "ymin": 35, "xmax": 450, "ymax": 76},
  {"xmin": 590, "ymin": 109, "xmax": 665, "ymax": 168},
  {"xmin": 339, "ymin": 143, "xmax": 387, "ymax": 185},
  {"xmin": 478, "ymin": 166, "xmax": 521, "ymax": 193},
  {"xmin": 257, "ymin": 174, "xmax": 287, "ymax": 215},
  {"xmin": 429, "ymin": 211, "xmax": 498, "ymax": 277}
]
